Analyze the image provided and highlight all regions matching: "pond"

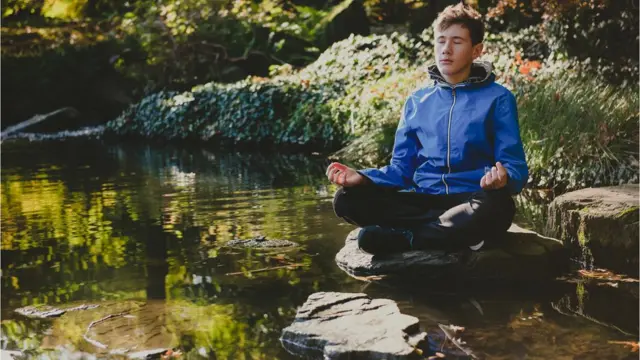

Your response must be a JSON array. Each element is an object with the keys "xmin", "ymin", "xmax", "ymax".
[{"xmin": 1, "ymin": 141, "xmax": 637, "ymax": 359}]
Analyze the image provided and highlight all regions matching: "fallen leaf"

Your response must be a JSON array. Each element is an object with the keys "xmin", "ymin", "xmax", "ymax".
[{"xmin": 608, "ymin": 340, "xmax": 639, "ymax": 352}]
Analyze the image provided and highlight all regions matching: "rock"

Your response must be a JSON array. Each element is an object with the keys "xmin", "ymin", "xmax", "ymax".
[
  {"xmin": 336, "ymin": 224, "xmax": 567, "ymax": 282},
  {"xmin": 1, "ymin": 350, "xmax": 24, "ymax": 360},
  {"xmin": 226, "ymin": 235, "xmax": 298, "ymax": 248},
  {"xmin": 313, "ymin": 0, "xmax": 370, "ymax": 49},
  {"xmin": 15, "ymin": 303, "xmax": 99, "ymax": 319},
  {"xmin": 552, "ymin": 279, "xmax": 639, "ymax": 336},
  {"xmin": 546, "ymin": 185, "xmax": 639, "ymax": 276},
  {"xmin": 0, "ymin": 107, "xmax": 80, "ymax": 140},
  {"xmin": 127, "ymin": 348, "xmax": 171, "ymax": 359},
  {"xmin": 280, "ymin": 292, "xmax": 427, "ymax": 359}
]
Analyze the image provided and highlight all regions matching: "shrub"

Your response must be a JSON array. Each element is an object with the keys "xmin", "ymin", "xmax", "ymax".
[
  {"xmin": 106, "ymin": 31, "xmax": 431, "ymax": 148},
  {"xmin": 481, "ymin": 0, "xmax": 639, "ymax": 87}
]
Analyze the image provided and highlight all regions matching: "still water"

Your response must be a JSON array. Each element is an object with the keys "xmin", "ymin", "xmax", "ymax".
[{"xmin": 1, "ymin": 141, "xmax": 638, "ymax": 359}]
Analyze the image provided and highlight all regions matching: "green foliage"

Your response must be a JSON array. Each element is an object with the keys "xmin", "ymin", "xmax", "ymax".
[
  {"xmin": 542, "ymin": 1, "xmax": 639, "ymax": 86},
  {"xmin": 480, "ymin": 0, "xmax": 639, "ymax": 86},
  {"xmin": 301, "ymin": 31, "xmax": 430, "ymax": 87},
  {"xmin": 2, "ymin": 0, "xmax": 127, "ymax": 21},
  {"xmin": 2, "ymin": 0, "xmax": 46, "ymax": 21},
  {"xmin": 114, "ymin": 0, "xmax": 257, "ymax": 90},
  {"xmin": 106, "ymin": 32, "xmax": 431, "ymax": 149},
  {"xmin": 517, "ymin": 76, "xmax": 639, "ymax": 191},
  {"xmin": 112, "ymin": 0, "xmax": 365, "ymax": 91},
  {"xmin": 107, "ymin": 81, "xmax": 347, "ymax": 148},
  {"xmin": 229, "ymin": 0, "xmax": 328, "ymax": 43}
]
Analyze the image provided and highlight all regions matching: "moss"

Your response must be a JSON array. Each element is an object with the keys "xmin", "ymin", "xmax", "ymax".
[
  {"xmin": 576, "ymin": 282, "xmax": 587, "ymax": 311},
  {"xmin": 616, "ymin": 206, "xmax": 639, "ymax": 219},
  {"xmin": 578, "ymin": 228, "xmax": 588, "ymax": 246}
]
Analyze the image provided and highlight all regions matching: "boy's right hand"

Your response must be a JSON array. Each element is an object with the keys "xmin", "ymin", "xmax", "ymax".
[{"xmin": 326, "ymin": 162, "xmax": 367, "ymax": 187}]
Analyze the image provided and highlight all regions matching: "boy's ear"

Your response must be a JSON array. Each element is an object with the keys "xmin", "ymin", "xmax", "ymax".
[{"xmin": 472, "ymin": 43, "xmax": 484, "ymax": 60}]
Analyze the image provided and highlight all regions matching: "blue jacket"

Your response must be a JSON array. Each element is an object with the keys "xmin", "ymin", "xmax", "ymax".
[{"xmin": 359, "ymin": 61, "xmax": 528, "ymax": 195}]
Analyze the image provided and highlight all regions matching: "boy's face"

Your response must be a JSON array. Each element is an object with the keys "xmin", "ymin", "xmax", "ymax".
[{"xmin": 434, "ymin": 24, "xmax": 483, "ymax": 79}]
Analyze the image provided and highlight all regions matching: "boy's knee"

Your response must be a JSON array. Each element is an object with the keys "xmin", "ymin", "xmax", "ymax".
[
  {"xmin": 482, "ymin": 189, "xmax": 516, "ymax": 229},
  {"xmin": 332, "ymin": 188, "xmax": 350, "ymax": 217}
]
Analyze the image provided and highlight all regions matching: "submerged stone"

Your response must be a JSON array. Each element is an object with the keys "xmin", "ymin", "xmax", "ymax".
[
  {"xmin": 546, "ymin": 184, "xmax": 639, "ymax": 276},
  {"xmin": 280, "ymin": 292, "xmax": 427, "ymax": 359},
  {"xmin": 1, "ymin": 350, "xmax": 24, "ymax": 359},
  {"xmin": 127, "ymin": 348, "xmax": 172, "ymax": 359},
  {"xmin": 16, "ymin": 299, "xmax": 254, "ymax": 358},
  {"xmin": 15, "ymin": 303, "xmax": 100, "ymax": 319},
  {"xmin": 226, "ymin": 235, "xmax": 298, "ymax": 248},
  {"xmin": 335, "ymin": 224, "xmax": 567, "ymax": 281}
]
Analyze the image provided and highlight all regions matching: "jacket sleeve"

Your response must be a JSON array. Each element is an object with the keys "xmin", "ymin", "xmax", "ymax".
[
  {"xmin": 493, "ymin": 92, "xmax": 529, "ymax": 194},
  {"xmin": 358, "ymin": 97, "xmax": 419, "ymax": 188}
]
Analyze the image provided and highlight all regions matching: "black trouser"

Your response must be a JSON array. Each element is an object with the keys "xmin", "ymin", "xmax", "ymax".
[{"xmin": 332, "ymin": 185, "xmax": 515, "ymax": 250}]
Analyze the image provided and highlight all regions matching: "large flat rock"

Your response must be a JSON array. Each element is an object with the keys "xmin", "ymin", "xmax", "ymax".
[
  {"xmin": 546, "ymin": 185, "xmax": 639, "ymax": 275},
  {"xmin": 280, "ymin": 292, "xmax": 427, "ymax": 359},
  {"xmin": 335, "ymin": 224, "xmax": 567, "ymax": 282}
]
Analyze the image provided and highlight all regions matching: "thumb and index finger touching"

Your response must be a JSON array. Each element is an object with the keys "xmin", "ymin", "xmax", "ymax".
[
  {"xmin": 495, "ymin": 161, "xmax": 506, "ymax": 172},
  {"xmin": 326, "ymin": 162, "xmax": 347, "ymax": 175}
]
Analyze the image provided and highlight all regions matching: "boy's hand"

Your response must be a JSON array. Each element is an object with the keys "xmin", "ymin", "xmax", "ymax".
[
  {"xmin": 480, "ymin": 162, "xmax": 509, "ymax": 190},
  {"xmin": 326, "ymin": 162, "xmax": 366, "ymax": 187}
]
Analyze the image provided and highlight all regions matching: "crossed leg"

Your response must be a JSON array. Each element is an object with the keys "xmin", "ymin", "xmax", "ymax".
[{"xmin": 332, "ymin": 185, "xmax": 515, "ymax": 250}]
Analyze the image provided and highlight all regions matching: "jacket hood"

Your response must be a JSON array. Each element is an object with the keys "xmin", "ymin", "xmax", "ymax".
[{"xmin": 427, "ymin": 61, "xmax": 495, "ymax": 88}]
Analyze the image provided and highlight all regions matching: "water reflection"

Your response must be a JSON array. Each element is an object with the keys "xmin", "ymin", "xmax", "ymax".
[{"xmin": 1, "ymin": 141, "xmax": 637, "ymax": 359}]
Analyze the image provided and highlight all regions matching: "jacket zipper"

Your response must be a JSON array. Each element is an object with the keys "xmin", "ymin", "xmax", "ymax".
[{"xmin": 442, "ymin": 87, "xmax": 456, "ymax": 194}]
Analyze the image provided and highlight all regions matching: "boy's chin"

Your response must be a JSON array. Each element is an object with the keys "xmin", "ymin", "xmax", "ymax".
[{"xmin": 437, "ymin": 64, "xmax": 457, "ymax": 75}]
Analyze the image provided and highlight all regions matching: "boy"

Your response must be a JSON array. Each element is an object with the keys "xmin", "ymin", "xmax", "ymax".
[{"xmin": 326, "ymin": 3, "xmax": 528, "ymax": 255}]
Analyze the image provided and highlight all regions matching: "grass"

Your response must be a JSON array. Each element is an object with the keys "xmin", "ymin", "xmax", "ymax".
[{"xmin": 517, "ymin": 75, "xmax": 639, "ymax": 190}]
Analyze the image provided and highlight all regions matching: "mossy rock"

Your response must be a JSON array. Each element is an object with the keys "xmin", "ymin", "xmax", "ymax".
[{"xmin": 546, "ymin": 184, "xmax": 639, "ymax": 276}]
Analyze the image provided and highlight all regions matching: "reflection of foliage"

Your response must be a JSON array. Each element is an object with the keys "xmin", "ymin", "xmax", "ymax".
[
  {"xmin": 1, "ymin": 143, "xmax": 346, "ymax": 358},
  {"xmin": 1, "ymin": 143, "xmax": 332, "ymax": 305},
  {"xmin": 228, "ymin": 0, "xmax": 327, "ymax": 43},
  {"xmin": 0, "ymin": 319, "xmax": 49, "ymax": 352},
  {"xmin": 1, "ymin": 175, "xmax": 133, "ymax": 268},
  {"xmin": 5, "ymin": 300, "xmax": 297, "ymax": 359}
]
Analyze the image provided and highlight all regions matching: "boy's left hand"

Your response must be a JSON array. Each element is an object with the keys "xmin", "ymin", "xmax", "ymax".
[{"xmin": 480, "ymin": 162, "xmax": 509, "ymax": 190}]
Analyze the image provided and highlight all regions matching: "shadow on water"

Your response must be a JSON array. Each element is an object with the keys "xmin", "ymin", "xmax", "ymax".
[{"xmin": 1, "ymin": 140, "xmax": 637, "ymax": 359}]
